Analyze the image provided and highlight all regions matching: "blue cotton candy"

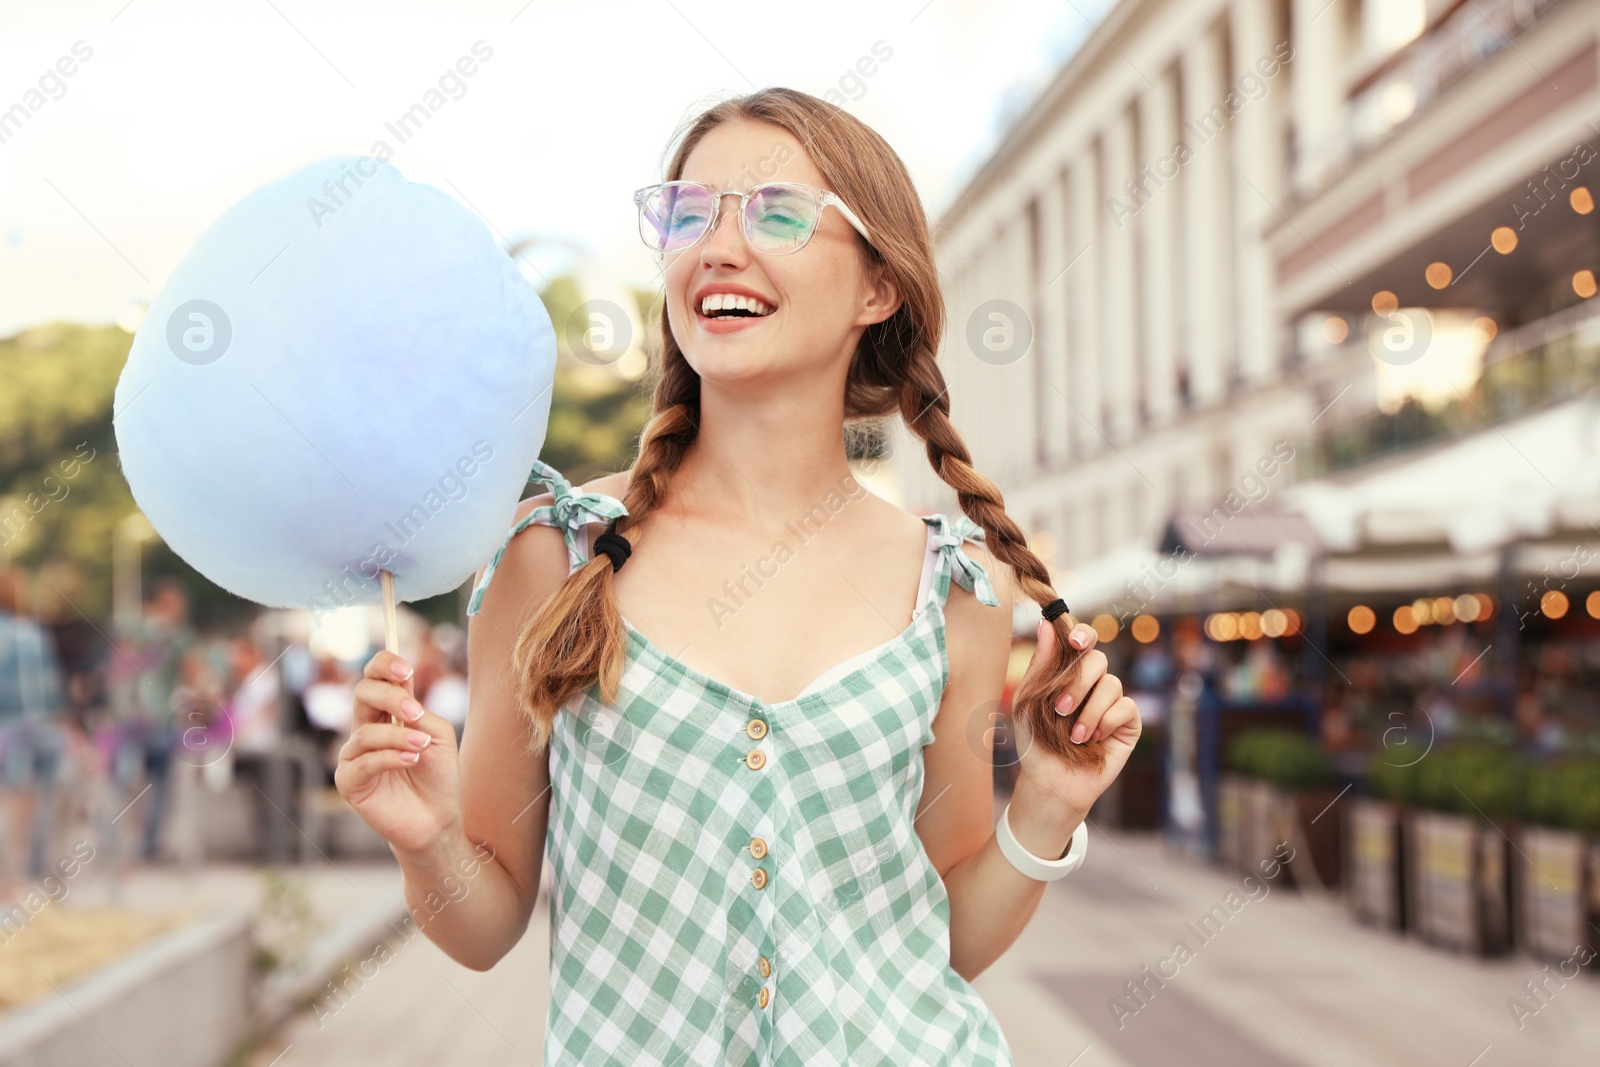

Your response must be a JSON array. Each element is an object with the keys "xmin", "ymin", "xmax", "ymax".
[{"xmin": 113, "ymin": 155, "xmax": 555, "ymax": 615}]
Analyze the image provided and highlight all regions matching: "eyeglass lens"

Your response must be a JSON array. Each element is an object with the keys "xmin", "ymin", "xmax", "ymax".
[{"xmin": 639, "ymin": 184, "xmax": 820, "ymax": 254}]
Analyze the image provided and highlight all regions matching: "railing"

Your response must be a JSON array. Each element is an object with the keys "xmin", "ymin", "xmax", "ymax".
[
  {"xmin": 1298, "ymin": 0, "xmax": 1570, "ymax": 192},
  {"xmin": 1302, "ymin": 300, "xmax": 1600, "ymax": 476}
]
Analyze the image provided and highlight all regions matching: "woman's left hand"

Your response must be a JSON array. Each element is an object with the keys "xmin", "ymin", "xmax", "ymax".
[{"xmin": 1014, "ymin": 619, "xmax": 1142, "ymax": 822}]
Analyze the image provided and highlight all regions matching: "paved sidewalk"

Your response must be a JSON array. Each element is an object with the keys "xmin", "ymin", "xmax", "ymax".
[
  {"xmin": 986, "ymin": 824, "xmax": 1600, "ymax": 1067},
  {"xmin": 237, "ymin": 826, "xmax": 1600, "ymax": 1067}
]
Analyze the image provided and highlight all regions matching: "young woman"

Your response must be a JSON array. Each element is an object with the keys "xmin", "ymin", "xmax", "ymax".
[{"xmin": 337, "ymin": 87, "xmax": 1142, "ymax": 1066}]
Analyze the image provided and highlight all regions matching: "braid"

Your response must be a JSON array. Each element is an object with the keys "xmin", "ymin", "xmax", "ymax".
[
  {"xmin": 899, "ymin": 356, "xmax": 1106, "ymax": 771},
  {"xmin": 511, "ymin": 342, "xmax": 703, "ymax": 754}
]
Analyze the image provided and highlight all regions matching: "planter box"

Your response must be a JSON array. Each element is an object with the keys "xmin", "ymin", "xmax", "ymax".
[
  {"xmin": 1241, "ymin": 778, "xmax": 1279, "ymax": 877},
  {"xmin": 1287, "ymin": 786, "xmax": 1344, "ymax": 889},
  {"xmin": 1346, "ymin": 796, "xmax": 1405, "ymax": 931},
  {"xmin": 1217, "ymin": 774, "xmax": 1246, "ymax": 868},
  {"xmin": 0, "ymin": 909, "xmax": 252, "ymax": 1067},
  {"xmin": 1516, "ymin": 825, "xmax": 1594, "ymax": 963},
  {"xmin": 1219, "ymin": 777, "xmax": 1343, "ymax": 890},
  {"xmin": 1095, "ymin": 758, "xmax": 1162, "ymax": 829},
  {"xmin": 1406, "ymin": 809, "xmax": 1512, "ymax": 956}
]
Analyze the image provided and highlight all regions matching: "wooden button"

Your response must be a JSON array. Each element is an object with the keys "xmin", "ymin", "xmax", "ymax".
[
  {"xmin": 750, "ymin": 837, "xmax": 768, "ymax": 859},
  {"xmin": 746, "ymin": 718, "xmax": 768, "ymax": 740},
  {"xmin": 751, "ymin": 867, "xmax": 768, "ymax": 889},
  {"xmin": 746, "ymin": 749, "xmax": 766, "ymax": 770},
  {"xmin": 758, "ymin": 955, "xmax": 771, "ymax": 978},
  {"xmin": 758, "ymin": 986, "xmax": 770, "ymax": 1009}
]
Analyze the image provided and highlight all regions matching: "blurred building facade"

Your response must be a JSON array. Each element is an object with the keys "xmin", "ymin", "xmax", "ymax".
[{"xmin": 896, "ymin": 0, "xmax": 1600, "ymax": 645}]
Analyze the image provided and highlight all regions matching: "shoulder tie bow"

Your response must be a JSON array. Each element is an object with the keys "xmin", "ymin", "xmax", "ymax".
[
  {"xmin": 928, "ymin": 513, "xmax": 1000, "ymax": 607},
  {"xmin": 466, "ymin": 459, "xmax": 629, "ymax": 616}
]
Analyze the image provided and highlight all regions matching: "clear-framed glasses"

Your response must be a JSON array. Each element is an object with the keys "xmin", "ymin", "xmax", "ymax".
[{"xmin": 633, "ymin": 180, "xmax": 874, "ymax": 257}]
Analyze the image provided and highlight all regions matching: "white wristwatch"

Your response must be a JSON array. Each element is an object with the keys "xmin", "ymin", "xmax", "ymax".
[{"xmin": 996, "ymin": 801, "xmax": 1088, "ymax": 881}]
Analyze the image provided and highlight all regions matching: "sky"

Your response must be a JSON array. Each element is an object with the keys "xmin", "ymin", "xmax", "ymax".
[{"xmin": 0, "ymin": 0, "xmax": 1116, "ymax": 338}]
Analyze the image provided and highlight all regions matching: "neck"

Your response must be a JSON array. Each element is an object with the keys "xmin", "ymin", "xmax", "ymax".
[{"xmin": 670, "ymin": 377, "xmax": 866, "ymax": 532}]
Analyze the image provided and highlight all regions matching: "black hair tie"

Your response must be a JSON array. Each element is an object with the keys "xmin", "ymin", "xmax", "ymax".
[
  {"xmin": 1042, "ymin": 597, "xmax": 1069, "ymax": 621},
  {"xmin": 593, "ymin": 520, "xmax": 632, "ymax": 573}
]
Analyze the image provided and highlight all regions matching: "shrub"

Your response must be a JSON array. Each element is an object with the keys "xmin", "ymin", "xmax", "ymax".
[
  {"xmin": 1224, "ymin": 728, "xmax": 1337, "ymax": 788},
  {"xmin": 1522, "ymin": 758, "xmax": 1600, "ymax": 835},
  {"xmin": 1366, "ymin": 749, "xmax": 1425, "ymax": 804},
  {"xmin": 1413, "ymin": 743, "xmax": 1525, "ymax": 820}
]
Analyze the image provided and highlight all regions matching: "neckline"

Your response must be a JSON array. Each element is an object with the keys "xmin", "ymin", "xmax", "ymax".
[
  {"xmin": 612, "ymin": 513, "xmax": 953, "ymax": 710},
  {"xmin": 618, "ymin": 601, "xmax": 943, "ymax": 711}
]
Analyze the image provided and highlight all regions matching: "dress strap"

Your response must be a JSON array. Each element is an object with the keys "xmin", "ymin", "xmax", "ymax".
[
  {"xmin": 465, "ymin": 459, "xmax": 629, "ymax": 616},
  {"xmin": 919, "ymin": 512, "xmax": 1000, "ymax": 613}
]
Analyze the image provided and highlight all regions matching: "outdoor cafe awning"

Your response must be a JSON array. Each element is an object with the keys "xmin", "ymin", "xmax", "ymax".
[{"xmin": 1284, "ymin": 397, "xmax": 1600, "ymax": 558}]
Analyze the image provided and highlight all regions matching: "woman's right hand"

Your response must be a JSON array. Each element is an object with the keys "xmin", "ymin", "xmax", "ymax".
[{"xmin": 336, "ymin": 649, "xmax": 463, "ymax": 860}]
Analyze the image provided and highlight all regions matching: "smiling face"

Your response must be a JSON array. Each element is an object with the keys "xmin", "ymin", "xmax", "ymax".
[{"xmin": 662, "ymin": 118, "xmax": 896, "ymax": 386}]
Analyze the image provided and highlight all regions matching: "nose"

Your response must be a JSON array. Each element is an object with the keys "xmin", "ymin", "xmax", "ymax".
[{"xmin": 698, "ymin": 190, "xmax": 748, "ymax": 264}]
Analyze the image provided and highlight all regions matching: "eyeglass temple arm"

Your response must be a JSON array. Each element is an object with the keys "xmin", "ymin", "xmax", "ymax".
[{"xmin": 820, "ymin": 192, "xmax": 873, "ymax": 245}]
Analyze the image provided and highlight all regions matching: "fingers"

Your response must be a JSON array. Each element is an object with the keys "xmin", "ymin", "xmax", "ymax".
[
  {"xmin": 1064, "ymin": 622, "xmax": 1097, "ymax": 652},
  {"xmin": 353, "ymin": 676, "xmax": 428, "ymax": 728},
  {"xmin": 1052, "ymin": 648, "xmax": 1107, "ymax": 719},
  {"xmin": 1093, "ymin": 696, "xmax": 1142, "ymax": 744},
  {"xmin": 356, "ymin": 651, "xmax": 417, "ymax": 727},
  {"xmin": 364, "ymin": 649, "xmax": 416, "ymax": 684},
  {"xmin": 1069, "ymin": 673, "xmax": 1126, "ymax": 745},
  {"xmin": 341, "ymin": 721, "xmax": 435, "ymax": 762},
  {"xmin": 336, "ymin": 744, "xmax": 423, "ymax": 796}
]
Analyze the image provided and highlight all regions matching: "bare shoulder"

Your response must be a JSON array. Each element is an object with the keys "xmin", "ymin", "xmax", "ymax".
[
  {"xmin": 939, "ymin": 517, "xmax": 1016, "ymax": 666},
  {"xmin": 579, "ymin": 470, "xmax": 631, "ymax": 504},
  {"xmin": 470, "ymin": 490, "xmax": 571, "ymax": 625}
]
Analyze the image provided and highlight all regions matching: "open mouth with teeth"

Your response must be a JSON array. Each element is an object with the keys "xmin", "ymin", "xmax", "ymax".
[{"xmin": 699, "ymin": 293, "xmax": 777, "ymax": 319}]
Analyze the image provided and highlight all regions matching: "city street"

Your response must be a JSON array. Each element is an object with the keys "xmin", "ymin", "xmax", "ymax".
[{"xmin": 245, "ymin": 809, "xmax": 1600, "ymax": 1067}]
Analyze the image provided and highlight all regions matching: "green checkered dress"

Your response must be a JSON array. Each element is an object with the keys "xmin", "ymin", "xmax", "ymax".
[{"xmin": 468, "ymin": 460, "xmax": 1016, "ymax": 1066}]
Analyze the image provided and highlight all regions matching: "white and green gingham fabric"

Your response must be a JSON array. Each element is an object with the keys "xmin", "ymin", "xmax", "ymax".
[{"xmin": 473, "ymin": 461, "xmax": 1014, "ymax": 1066}]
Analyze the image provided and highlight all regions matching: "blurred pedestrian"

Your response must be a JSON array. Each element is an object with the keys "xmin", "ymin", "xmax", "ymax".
[
  {"xmin": 0, "ymin": 565, "xmax": 67, "ymax": 898},
  {"xmin": 107, "ymin": 576, "xmax": 197, "ymax": 863},
  {"xmin": 423, "ymin": 622, "xmax": 469, "ymax": 746}
]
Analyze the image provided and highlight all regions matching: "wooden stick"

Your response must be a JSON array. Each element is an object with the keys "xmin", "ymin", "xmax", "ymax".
[
  {"xmin": 380, "ymin": 569, "xmax": 399, "ymax": 654},
  {"xmin": 380, "ymin": 569, "xmax": 402, "ymax": 727}
]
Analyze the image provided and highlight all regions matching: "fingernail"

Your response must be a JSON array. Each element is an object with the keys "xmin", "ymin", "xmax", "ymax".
[
  {"xmin": 401, "ymin": 698, "xmax": 424, "ymax": 721},
  {"xmin": 1070, "ymin": 631, "xmax": 1088, "ymax": 649},
  {"xmin": 405, "ymin": 729, "xmax": 431, "ymax": 749},
  {"xmin": 1056, "ymin": 694, "xmax": 1075, "ymax": 716},
  {"xmin": 391, "ymin": 660, "xmax": 413, "ymax": 681},
  {"xmin": 1071, "ymin": 722, "xmax": 1087, "ymax": 744},
  {"xmin": 400, "ymin": 750, "xmax": 420, "ymax": 764}
]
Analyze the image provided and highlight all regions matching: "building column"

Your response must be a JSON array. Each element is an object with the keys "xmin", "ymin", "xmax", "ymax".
[
  {"xmin": 1233, "ymin": 0, "xmax": 1287, "ymax": 385},
  {"xmin": 1180, "ymin": 20, "xmax": 1231, "ymax": 408},
  {"xmin": 1138, "ymin": 65, "xmax": 1180, "ymax": 426},
  {"xmin": 1101, "ymin": 105, "xmax": 1139, "ymax": 441},
  {"xmin": 1289, "ymin": 0, "xmax": 1348, "ymax": 191},
  {"xmin": 993, "ymin": 213, "xmax": 1033, "ymax": 482},
  {"xmin": 1067, "ymin": 148, "xmax": 1104, "ymax": 457},
  {"xmin": 1034, "ymin": 172, "xmax": 1073, "ymax": 466}
]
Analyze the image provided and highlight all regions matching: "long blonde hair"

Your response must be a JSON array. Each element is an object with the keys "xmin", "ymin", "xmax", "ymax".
[{"xmin": 513, "ymin": 88, "xmax": 1102, "ymax": 770}]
